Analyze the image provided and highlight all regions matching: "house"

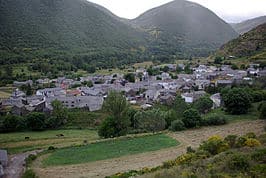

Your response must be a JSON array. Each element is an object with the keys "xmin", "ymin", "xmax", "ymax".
[
  {"xmin": 195, "ymin": 80, "xmax": 211, "ymax": 90},
  {"xmin": 165, "ymin": 64, "xmax": 177, "ymax": 71},
  {"xmin": 161, "ymin": 72, "xmax": 171, "ymax": 80},
  {"xmin": 181, "ymin": 91, "xmax": 206, "ymax": 103},
  {"xmin": 141, "ymin": 104, "xmax": 152, "ymax": 109},
  {"xmin": 181, "ymin": 93, "xmax": 194, "ymax": 103},
  {"xmin": 13, "ymin": 80, "xmax": 33, "ymax": 87},
  {"xmin": 36, "ymin": 88, "xmax": 66, "ymax": 97},
  {"xmin": 46, "ymin": 96, "xmax": 103, "ymax": 111},
  {"xmin": 79, "ymin": 87, "xmax": 105, "ymax": 96},
  {"xmin": 159, "ymin": 95, "xmax": 175, "ymax": 105},
  {"xmin": 215, "ymin": 80, "xmax": 233, "ymax": 87},
  {"xmin": 258, "ymin": 70, "xmax": 266, "ymax": 77},
  {"xmin": 36, "ymin": 78, "xmax": 50, "ymax": 85},
  {"xmin": 0, "ymin": 164, "xmax": 4, "ymax": 178},
  {"xmin": 11, "ymin": 96, "xmax": 46, "ymax": 116},
  {"xmin": 0, "ymin": 150, "xmax": 8, "ymax": 167},
  {"xmin": 11, "ymin": 89, "xmax": 26, "ymax": 99},
  {"xmin": 144, "ymin": 89, "xmax": 160, "ymax": 102},
  {"xmin": 210, "ymin": 93, "xmax": 221, "ymax": 108},
  {"xmin": 247, "ymin": 68, "xmax": 259, "ymax": 76},
  {"xmin": 177, "ymin": 64, "xmax": 185, "ymax": 70}
]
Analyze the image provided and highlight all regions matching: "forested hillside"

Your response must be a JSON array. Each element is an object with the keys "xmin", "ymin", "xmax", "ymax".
[
  {"xmin": 132, "ymin": 0, "xmax": 238, "ymax": 59},
  {"xmin": 0, "ymin": 0, "xmax": 148, "ymax": 68},
  {"xmin": 217, "ymin": 23, "xmax": 266, "ymax": 61}
]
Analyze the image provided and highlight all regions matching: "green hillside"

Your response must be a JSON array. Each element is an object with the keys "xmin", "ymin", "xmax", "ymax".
[
  {"xmin": 132, "ymin": 0, "xmax": 238, "ymax": 59},
  {"xmin": 217, "ymin": 23, "xmax": 266, "ymax": 62},
  {"xmin": 0, "ymin": 0, "xmax": 148, "ymax": 68}
]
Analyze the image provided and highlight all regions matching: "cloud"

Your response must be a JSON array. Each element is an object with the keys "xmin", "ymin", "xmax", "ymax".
[{"xmin": 88, "ymin": 0, "xmax": 266, "ymax": 22}]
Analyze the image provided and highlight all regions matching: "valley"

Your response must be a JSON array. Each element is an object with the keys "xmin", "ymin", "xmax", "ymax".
[{"xmin": 0, "ymin": 1, "xmax": 266, "ymax": 178}]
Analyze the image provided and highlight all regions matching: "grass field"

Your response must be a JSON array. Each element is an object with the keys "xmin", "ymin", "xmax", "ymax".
[
  {"xmin": 0, "ymin": 129, "xmax": 99, "ymax": 154},
  {"xmin": 42, "ymin": 134, "xmax": 179, "ymax": 166},
  {"xmin": 205, "ymin": 102, "xmax": 260, "ymax": 122},
  {"xmin": 0, "ymin": 87, "xmax": 14, "ymax": 98}
]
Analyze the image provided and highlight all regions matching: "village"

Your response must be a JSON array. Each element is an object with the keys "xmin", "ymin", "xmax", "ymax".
[{"xmin": 1, "ymin": 63, "xmax": 265, "ymax": 116}]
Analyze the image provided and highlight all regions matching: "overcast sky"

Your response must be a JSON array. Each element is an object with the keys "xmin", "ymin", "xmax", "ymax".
[{"xmin": 88, "ymin": 0, "xmax": 266, "ymax": 23}]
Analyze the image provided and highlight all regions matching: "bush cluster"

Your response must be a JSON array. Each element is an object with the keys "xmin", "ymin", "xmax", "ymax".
[{"xmin": 202, "ymin": 114, "xmax": 227, "ymax": 126}]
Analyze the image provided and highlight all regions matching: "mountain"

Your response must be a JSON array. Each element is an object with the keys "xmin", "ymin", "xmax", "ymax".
[
  {"xmin": 217, "ymin": 23, "xmax": 266, "ymax": 61},
  {"xmin": 0, "ymin": 0, "xmax": 147, "ymax": 67},
  {"xmin": 231, "ymin": 16, "xmax": 266, "ymax": 34},
  {"xmin": 131, "ymin": 0, "xmax": 238, "ymax": 59}
]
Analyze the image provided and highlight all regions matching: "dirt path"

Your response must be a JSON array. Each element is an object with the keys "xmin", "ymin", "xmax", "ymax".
[
  {"xmin": 4, "ymin": 150, "xmax": 41, "ymax": 178},
  {"xmin": 32, "ymin": 120, "xmax": 266, "ymax": 178}
]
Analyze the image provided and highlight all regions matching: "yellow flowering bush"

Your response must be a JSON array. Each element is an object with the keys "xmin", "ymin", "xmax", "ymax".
[
  {"xmin": 244, "ymin": 138, "xmax": 261, "ymax": 147},
  {"xmin": 200, "ymin": 135, "xmax": 229, "ymax": 155}
]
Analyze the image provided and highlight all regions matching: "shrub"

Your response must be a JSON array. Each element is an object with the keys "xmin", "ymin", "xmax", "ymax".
[
  {"xmin": 193, "ymin": 96, "xmax": 213, "ymax": 114},
  {"xmin": 258, "ymin": 133, "xmax": 266, "ymax": 144},
  {"xmin": 170, "ymin": 120, "xmax": 186, "ymax": 131},
  {"xmin": 244, "ymin": 132, "xmax": 256, "ymax": 139},
  {"xmin": 165, "ymin": 110, "xmax": 179, "ymax": 128},
  {"xmin": 228, "ymin": 154, "xmax": 250, "ymax": 171},
  {"xmin": 134, "ymin": 109, "xmax": 166, "ymax": 132},
  {"xmin": 258, "ymin": 102, "xmax": 266, "ymax": 120},
  {"xmin": 251, "ymin": 148, "xmax": 266, "ymax": 162},
  {"xmin": 200, "ymin": 135, "xmax": 229, "ymax": 155},
  {"xmin": 182, "ymin": 109, "xmax": 202, "ymax": 128},
  {"xmin": 236, "ymin": 136, "xmax": 247, "ymax": 148},
  {"xmin": 244, "ymin": 138, "xmax": 261, "ymax": 147},
  {"xmin": 48, "ymin": 146, "xmax": 56, "ymax": 150},
  {"xmin": 224, "ymin": 135, "xmax": 238, "ymax": 148},
  {"xmin": 25, "ymin": 154, "xmax": 37, "ymax": 166},
  {"xmin": 98, "ymin": 116, "xmax": 127, "ymax": 138},
  {"xmin": 203, "ymin": 114, "xmax": 227, "ymax": 126},
  {"xmin": 26, "ymin": 112, "xmax": 46, "ymax": 131},
  {"xmin": 22, "ymin": 169, "xmax": 37, "ymax": 178},
  {"xmin": 1, "ymin": 115, "xmax": 25, "ymax": 132},
  {"xmin": 222, "ymin": 88, "xmax": 252, "ymax": 114},
  {"xmin": 186, "ymin": 146, "xmax": 196, "ymax": 153}
]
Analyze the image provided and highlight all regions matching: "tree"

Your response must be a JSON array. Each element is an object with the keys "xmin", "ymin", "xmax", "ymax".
[
  {"xmin": 172, "ymin": 95, "xmax": 189, "ymax": 118},
  {"xmin": 98, "ymin": 116, "xmax": 119, "ymax": 138},
  {"xmin": 124, "ymin": 73, "xmax": 135, "ymax": 83},
  {"xmin": 87, "ymin": 66, "xmax": 96, "ymax": 73},
  {"xmin": 26, "ymin": 112, "xmax": 46, "ymax": 131},
  {"xmin": 193, "ymin": 96, "xmax": 213, "ymax": 114},
  {"xmin": 1, "ymin": 115, "xmax": 25, "ymax": 132},
  {"xmin": 169, "ymin": 120, "xmax": 186, "ymax": 131},
  {"xmin": 258, "ymin": 102, "xmax": 266, "ymax": 119},
  {"xmin": 184, "ymin": 64, "xmax": 192, "ymax": 74},
  {"xmin": 99, "ymin": 91, "xmax": 130, "ymax": 137},
  {"xmin": 20, "ymin": 84, "xmax": 33, "ymax": 96},
  {"xmin": 47, "ymin": 100, "xmax": 68, "ymax": 128},
  {"xmin": 182, "ymin": 109, "xmax": 202, "ymax": 128},
  {"xmin": 162, "ymin": 66, "xmax": 169, "ymax": 72},
  {"xmin": 222, "ymin": 88, "xmax": 252, "ymax": 114},
  {"xmin": 214, "ymin": 56, "xmax": 222, "ymax": 64},
  {"xmin": 134, "ymin": 109, "xmax": 166, "ymax": 132}
]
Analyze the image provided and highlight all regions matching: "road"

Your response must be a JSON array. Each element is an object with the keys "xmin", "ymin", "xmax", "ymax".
[{"xmin": 4, "ymin": 150, "xmax": 41, "ymax": 178}]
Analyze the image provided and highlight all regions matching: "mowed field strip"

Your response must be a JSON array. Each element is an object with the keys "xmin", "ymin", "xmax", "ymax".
[
  {"xmin": 43, "ymin": 134, "xmax": 179, "ymax": 166},
  {"xmin": 32, "ymin": 120, "xmax": 266, "ymax": 178},
  {"xmin": 0, "ymin": 130, "xmax": 99, "ymax": 154}
]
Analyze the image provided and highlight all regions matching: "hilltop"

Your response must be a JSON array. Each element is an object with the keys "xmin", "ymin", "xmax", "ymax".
[
  {"xmin": 231, "ymin": 16, "xmax": 266, "ymax": 34},
  {"xmin": 132, "ymin": 0, "xmax": 238, "ymax": 59}
]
